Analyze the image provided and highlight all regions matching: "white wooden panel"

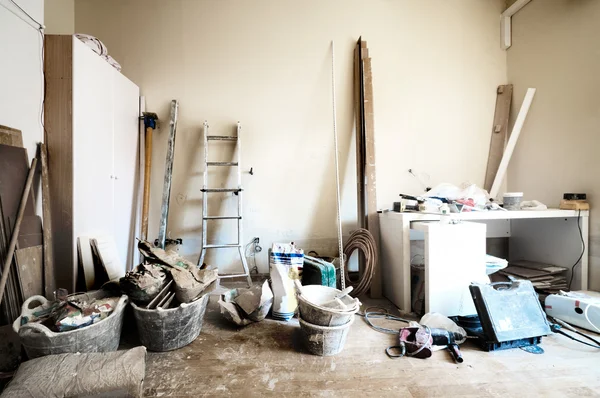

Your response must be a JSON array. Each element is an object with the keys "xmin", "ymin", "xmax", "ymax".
[
  {"xmin": 112, "ymin": 70, "xmax": 140, "ymax": 272},
  {"xmin": 72, "ymin": 37, "xmax": 114, "ymax": 263},
  {"xmin": 413, "ymin": 221, "xmax": 488, "ymax": 316},
  {"xmin": 510, "ymin": 215, "xmax": 589, "ymax": 290},
  {"xmin": 379, "ymin": 213, "xmax": 411, "ymax": 311}
]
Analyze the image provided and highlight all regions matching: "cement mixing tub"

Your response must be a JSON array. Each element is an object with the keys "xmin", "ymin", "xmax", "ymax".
[
  {"xmin": 297, "ymin": 285, "xmax": 359, "ymax": 327},
  {"xmin": 299, "ymin": 316, "xmax": 354, "ymax": 356},
  {"xmin": 12, "ymin": 291, "xmax": 129, "ymax": 359},
  {"xmin": 131, "ymin": 293, "xmax": 209, "ymax": 352}
]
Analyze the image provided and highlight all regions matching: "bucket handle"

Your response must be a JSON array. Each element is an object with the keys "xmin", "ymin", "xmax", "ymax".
[
  {"xmin": 20, "ymin": 295, "xmax": 48, "ymax": 318},
  {"xmin": 18, "ymin": 321, "xmax": 54, "ymax": 337}
]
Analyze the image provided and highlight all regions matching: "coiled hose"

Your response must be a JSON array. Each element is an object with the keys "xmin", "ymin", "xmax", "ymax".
[{"xmin": 343, "ymin": 228, "xmax": 377, "ymax": 297}]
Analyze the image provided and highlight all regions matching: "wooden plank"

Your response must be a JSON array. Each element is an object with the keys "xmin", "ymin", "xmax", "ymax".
[
  {"xmin": 77, "ymin": 236, "xmax": 95, "ymax": 290},
  {"xmin": 44, "ymin": 35, "xmax": 74, "ymax": 291},
  {"xmin": 362, "ymin": 50, "xmax": 382, "ymax": 299},
  {"xmin": 15, "ymin": 245, "xmax": 43, "ymax": 299},
  {"xmin": 0, "ymin": 125, "xmax": 23, "ymax": 148},
  {"xmin": 354, "ymin": 40, "xmax": 366, "ymax": 230},
  {"xmin": 0, "ymin": 145, "xmax": 35, "ymax": 228},
  {"xmin": 489, "ymin": 88, "xmax": 536, "ymax": 199},
  {"xmin": 0, "ymin": 158, "xmax": 37, "ymax": 308},
  {"xmin": 11, "ymin": 215, "xmax": 43, "ymax": 249},
  {"xmin": 484, "ymin": 84, "xmax": 513, "ymax": 192},
  {"xmin": 40, "ymin": 143, "xmax": 55, "ymax": 299}
]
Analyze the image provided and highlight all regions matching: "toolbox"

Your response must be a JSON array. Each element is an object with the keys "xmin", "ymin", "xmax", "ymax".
[{"xmin": 468, "ymin": 280, "xmax": 551, "ymax": 351}]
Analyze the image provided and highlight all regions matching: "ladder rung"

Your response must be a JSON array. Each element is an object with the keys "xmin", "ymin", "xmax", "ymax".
[
  {"xmin": 201, "ymin": 188, "xmax": 242, "ymax": 193},
  {"xmin": 203, "ymin": 216, "xmax": 241, "ymax": 220},
  {"xmin": 207, "ymin": 135, "xmax": 237, "ymax": 141},
  {"xmin": 204, "ymin": 244, "xmax": 241, "ymax": 249},
  {"xmin": 207, "ymin": 162, "xmax": 238, "ymax": 166},
  {"xmin": 218, "ymin": 273, "xmax": 250, "ymax": 279}
]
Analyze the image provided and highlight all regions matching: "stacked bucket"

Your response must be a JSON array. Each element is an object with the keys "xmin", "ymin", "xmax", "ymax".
[{"xmin": 296, "ymin": 284, "xmax": 360, "ymax": 356}]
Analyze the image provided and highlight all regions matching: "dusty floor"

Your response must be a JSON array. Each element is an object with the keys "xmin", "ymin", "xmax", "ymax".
[{"xmin": 138, "ymin": 290, "xmax": 600, "ymax": 398}]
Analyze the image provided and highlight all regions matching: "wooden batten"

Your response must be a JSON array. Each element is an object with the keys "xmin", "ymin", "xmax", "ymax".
[{"xmin": 44, "ymin": 35, "xmax": 74, "ymax": 291}]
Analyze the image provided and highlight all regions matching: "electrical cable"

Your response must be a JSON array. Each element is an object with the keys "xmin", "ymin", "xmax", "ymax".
[
  {"xmin": 549, "ymin": 317, "xmax": 600, "ymax": 349},
  {"xmin": 8, "ymin": 0, "xmax": 44, "ymax": 29},
  {"xmin": 568, "ymin": 209, "xmax": 585, "ymax": 290},
  {"xmin": 356, "ymin": 306, "xmax": 411, "ymax": 334},
  {"xmin": 343, "ymin": 228, "xmax": 377, "ymax": 296}
]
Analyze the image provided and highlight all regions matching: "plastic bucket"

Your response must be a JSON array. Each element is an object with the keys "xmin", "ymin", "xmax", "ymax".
[
  {"xmin": 299, "ymin": 316, "xmax": 354, "ymax": 356},
  {"xmin": 131, "ymin": 293, "xmax": 209, "ymax": 352},
  {"xmin": 13, "ymin": 291, "xmax": 128, "ymax": 359},
  {"xmin": 297, "ymin": 285, "xmax": 359, "ymax": 327},
  {"xmin": 503, "ymin": 192, "xmax": 523, "ymax": 210}
]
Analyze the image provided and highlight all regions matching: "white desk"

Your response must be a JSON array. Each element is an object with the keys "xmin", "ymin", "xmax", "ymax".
[{"xmin": 379, "ymin": 209, "xmax": 590, "ymax": 312}]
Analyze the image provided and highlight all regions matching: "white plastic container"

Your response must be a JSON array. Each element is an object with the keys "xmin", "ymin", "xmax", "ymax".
[{"xmin": 503, "ymin": 192, "xmax": 523, "ymax": 210}]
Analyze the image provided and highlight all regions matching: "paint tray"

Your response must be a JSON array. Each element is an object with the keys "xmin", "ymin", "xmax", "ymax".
[{"xmin": 469, "ymin": 280, "xmax": 551, "ymax": 351}]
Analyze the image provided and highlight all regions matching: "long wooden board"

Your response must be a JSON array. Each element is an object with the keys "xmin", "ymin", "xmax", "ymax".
[
  {"xmin": 484, "ymin": 85, "xmax": 512, "ymax": 192},
  {"xmin": 44, "ymin": 35, "xmax": 74, "ymax": 291},
  {"xmin": 361, "ymin": 50, "xmax": 382, "ymax": 299}
]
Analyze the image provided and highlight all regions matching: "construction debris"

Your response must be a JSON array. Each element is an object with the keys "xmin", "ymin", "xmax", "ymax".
[
  {"xmin": 137, "ymin": 240, "xmax": 218, "ymax": 303},
  {"xmin": 219, "ymin": 280, "xmax": 273, "ymax": 326},
  {"xmin": 119, "ymin": 263, "xmax": 168, "ymax": 304}
]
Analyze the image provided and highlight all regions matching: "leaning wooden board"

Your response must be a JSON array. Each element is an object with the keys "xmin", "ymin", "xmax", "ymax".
[
  {"xmin": 484, "ymin": 85, "xmax": 513, "ymax": 192},
  {"xmin": 0, "ymin": 125, "xmax": 23, "ymax": 148},
  {"xmin": 15, "ymin": 245, "xmax": 44, "ymax": 299}
]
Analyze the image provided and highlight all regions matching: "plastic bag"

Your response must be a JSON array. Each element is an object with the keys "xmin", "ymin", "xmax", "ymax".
[{"xmin": 419, "ymin": 312, "xmax": 467, "ymax": 344}]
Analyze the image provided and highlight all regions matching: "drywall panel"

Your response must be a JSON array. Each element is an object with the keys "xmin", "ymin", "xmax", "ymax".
[
  {"xmin": 76, "ymin": 0, "xmax": 507, "ymax": 273},
  {"xmin": 507, "ymin": 0, "xmax": 600, "ymax": 290}
]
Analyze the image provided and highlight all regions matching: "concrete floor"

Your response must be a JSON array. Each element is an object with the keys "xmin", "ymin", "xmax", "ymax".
[{"xmin": 141, "ymin": 292, "xmax": 600, "ymax": 397}]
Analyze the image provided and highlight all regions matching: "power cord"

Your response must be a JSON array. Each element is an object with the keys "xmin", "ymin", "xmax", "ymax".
[
  {"xmin": 568, "ymin": 209, "xmax": 585, "ymax": 290},
  {"xmin": 549, "ymin": 317, "xmax": 600, "ymax": 349},
  {"xmin": 244, "ymin": 237, "xmax": 262, "ymax": 274}
]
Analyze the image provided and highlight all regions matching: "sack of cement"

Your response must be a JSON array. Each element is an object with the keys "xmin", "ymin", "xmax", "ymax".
[
  {"xmin": 270, "ymin": 243, "xmax": 303, "ymax": 321},
  {"xmin": 1, "ymin": 346, "xmax": 146, "ymax": 398},
  {"xmin": 137, "ymin": 240, "xmax": 218, "ymax": 303},
  {"xmin": 219, "ymin": 280, "xmax": 273, "ymax": 326}
]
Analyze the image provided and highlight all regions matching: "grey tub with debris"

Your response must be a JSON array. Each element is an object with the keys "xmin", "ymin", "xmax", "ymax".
[
  {"xmin": 12, "ymin": 291, "xmax": 129, "ymax": 359},
  {"xmin": 131, "ymin": 293, "xmax": 209, "ymax": 351}
]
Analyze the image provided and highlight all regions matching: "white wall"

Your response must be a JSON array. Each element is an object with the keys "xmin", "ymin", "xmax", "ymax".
[
  {"xmin": 44, "ymin": 0, "xmax": 73, "ymax": 34},
  {"xmin": 508, "ymin": 0, "xmax": 600, "ymax": 290},
  {"xmin": 76, "ymin": 0, "xmax": 507, "ymax": 273},
  {"xmin": 0, "ymin": 0, "xmax": 44, "ymax": 212}
]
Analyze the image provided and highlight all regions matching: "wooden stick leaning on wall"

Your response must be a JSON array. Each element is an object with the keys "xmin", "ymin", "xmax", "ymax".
[
  {"xmin": 0, "ymin": 158, "xmax": 38, "ymax": 307},
  {"xmin": 489, "ymin": 88, "xmax": 536, "ymax": 199},
  {"xmin": 40, "ymin": 143, "xmax": 56, "ymax": 299},
  {"xmin": 484, "ymin": 85, "xmax": 513, "ymax": 192}
]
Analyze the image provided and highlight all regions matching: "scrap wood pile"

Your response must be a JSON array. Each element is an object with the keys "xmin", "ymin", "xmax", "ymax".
[
  {"xmin": 120, "ymin": 240, "xmax": 218, "ymax": 308},
  {"xmin": 497, "ymin": 260, "xmax": 568, "ymax": 293}
]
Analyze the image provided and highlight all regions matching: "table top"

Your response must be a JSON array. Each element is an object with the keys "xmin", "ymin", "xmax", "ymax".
[{"xmin": 380, "ymin": 208, "xmax": 589, "ymax": 221}]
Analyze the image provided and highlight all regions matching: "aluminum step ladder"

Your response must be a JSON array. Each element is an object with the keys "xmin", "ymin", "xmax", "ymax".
[{"xmin": 198, "ymin": 121, "xmax": 252, "ymax": 287}]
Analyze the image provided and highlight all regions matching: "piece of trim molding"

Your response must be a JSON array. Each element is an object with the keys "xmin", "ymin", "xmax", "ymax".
[{"xmin": 501, "ymin": 0, "xmax": 533, "ymax": 50}]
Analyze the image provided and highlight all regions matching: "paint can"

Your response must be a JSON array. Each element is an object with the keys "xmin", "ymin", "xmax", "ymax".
[{"xmin": 503, "ymin": 192, "xmax": 523, "ymax": 210}]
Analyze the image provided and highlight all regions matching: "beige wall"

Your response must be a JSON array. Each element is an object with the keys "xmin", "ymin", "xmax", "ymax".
[
  {"xmin": 75, "ymin": 0, "xmax": 506, "ymax": 272},
  {"xmin": 508, "ymin": 0, "xmax": 600, "ymax": 289},
  {"xmin": 45, "ymin": 0, "xmax": 74, "ymax": 34}
]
